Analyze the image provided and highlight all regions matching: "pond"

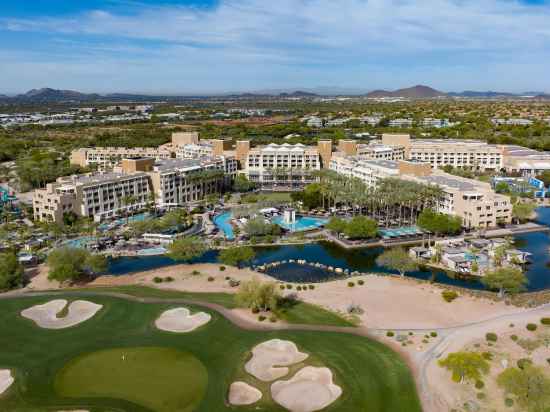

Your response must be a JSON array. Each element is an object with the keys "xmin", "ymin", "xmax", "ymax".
[{"xmin": 108, "ymin": 208, "xmax": 550, "ymax": 292}]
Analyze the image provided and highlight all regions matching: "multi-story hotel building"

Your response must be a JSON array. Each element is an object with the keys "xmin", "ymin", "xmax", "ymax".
[
  {"xmin": 240, "ymin": 142, "xmax": 324, "ymax": 189},
  {"xmin": 499, "ymin": 145, "xmax": 550, "ymax": 176},
  {"xmin": 381, "ymin": 134, "xmax": 503, "ymax": 171},
  {"xmin": 33, "ymin": 156, "xmax": 237, "ymax": 223},
  {"xmin": 70, "ymin": 146, "xmax": 173, "ymax": 168}
]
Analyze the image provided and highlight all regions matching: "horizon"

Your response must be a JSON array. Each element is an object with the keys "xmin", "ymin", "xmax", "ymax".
[{"xmin": 1, "ymin": 0, "xmax": 550, "ymax": 94}]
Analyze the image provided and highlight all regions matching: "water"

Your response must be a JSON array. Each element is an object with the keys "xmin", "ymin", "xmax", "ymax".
[
  {"xmin": 98, "ymin": 212, "xmax": 150, "ymax": 231},
  {"xmin": 108, "ymin": 208, "xmax": 550, "ymax": 291},
  {"xmin": 63, "ymin": 236, "xmax": 97, "ymax": 249},
  {"xmin": 213, "ymin": 212, "xmax": 234, "ymax": 240},
  {"xmin": 272, "ymin": 215, "xmax": 328, "ymax": 232}
]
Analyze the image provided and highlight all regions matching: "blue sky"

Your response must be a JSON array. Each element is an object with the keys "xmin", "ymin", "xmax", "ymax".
[{"xmin": 1, "ymin": 0, "xmax": 550, "ymax": 94}]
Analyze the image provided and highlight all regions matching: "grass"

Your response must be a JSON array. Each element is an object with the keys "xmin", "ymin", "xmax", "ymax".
[
  {"xmin": 53, "ymin": 285, "xmax": 355, "ymax": 327},
  {"xmin": 55, "ymin": 347, "xmax": 207, "ymax": 412},
  {"xmin": 0, "ymin": 294, "xmax": 422, "ymax": 412}
]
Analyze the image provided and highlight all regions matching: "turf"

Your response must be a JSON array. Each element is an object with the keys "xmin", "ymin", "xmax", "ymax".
[
  {"xmin": 0, "ymin": 294, "xmax": 422, "ymax": 412},
  {"xmin": 55, "ymin": 347, "xmax": 207, "ymax": 412}
]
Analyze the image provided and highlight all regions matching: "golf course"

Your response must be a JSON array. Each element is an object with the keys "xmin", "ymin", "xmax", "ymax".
[{"xmin": 0, "ymin": 288, "xmax": 422, "ymax": 412}]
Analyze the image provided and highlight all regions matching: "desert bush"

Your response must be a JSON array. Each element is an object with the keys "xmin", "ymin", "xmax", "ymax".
[
  {"xmin": 269, "ymin": 315, "xmax": 277, "ymax": 323},
  {"xmin": 431, "ymin": 331, "xmax": 438, "ymax": 337},
  {"xmin": 510, "ymin": 334, "xmax": 518, "ymax": 341},
  {"xmin": 165, "ymin": 276, "xmax": 174, "ymax": 282},
  {"xmin": 422, "ymin": 339, "xmax": 429, "ymax": 344},
  {"xmin": 516, "ymin": 338, "xmax": 541, "ymax": 352},
  {"xmin": 504, "ymin": 398, "xmax": 514, "ymax": 407},
  {"xmin": 251, "ymin": 307, "xmax": 260, "ymax": 314},
  {"xmin": 286, "ymin": 284, "xmax": 292, "ymax": 289},
  {"xmin": 541, "ymin": 317, "xmax": 550, "ymax": 325},
  {"xmin": 308, "ymin": 284, "xmax": 314, "ymax": 290},
  {"xmin": 486, "ymin": 333, "xmax": 498, "ymax": 342},
  {"xmin": 346, "ymin": 303, "xmax": 364, "ymax": 315},
  {"xmin": 526, "ymin": 323, "xmax": 537, "ymax": 331},
  {"xmin": 219, "ymin": 266, "xmax": 226, "ymax": 271},
  {"xmin": 358, "ymin": 279, "xmax": 364, "ymax": 285},
  {"xmin": 191, "ymin": 270, "xmax": 201, "ymax": 276},
  {"xmin": 258, "ymin": 315, "xmax": 266, "ymax": 322},
  {"xmin": 348, "ymin": 281, "xmax": 355, "ymax": 287},
  {"xmin": 207, "ymin": 276, "xmax": 215, "ymax": 282},
  {"xmin": 475, "ymin": 380, "xmax": 485, "ymax": 389},
  {"xmin": 153, "ymin": 276, "xmax": 163, "ymax": 283},
  {"xmin": 296, "ymin": 286, "xmax": 302, "ymax": 291},
  {"xmin": 516, "ymin": 358, "xmax": 533, "ymax": 370},
  {"xmin": 481, "ymin": 352, "xmax": 493, "ymax": 361},
  {"xmin": 280, "ymin": 284, "xmax": 285, "ymax": 290},
  {"xmin": 386, "ymin": 331, "xmax": 395, "ymax": 337},
  {"xmin": 442, "ymin": 290, "xmax": 458, "ymax": 302}
]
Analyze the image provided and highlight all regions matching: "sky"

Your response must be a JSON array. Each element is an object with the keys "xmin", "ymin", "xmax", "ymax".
[{"xmin": 1, "ymin": 0, "xmax": 550, "ymax": 95}]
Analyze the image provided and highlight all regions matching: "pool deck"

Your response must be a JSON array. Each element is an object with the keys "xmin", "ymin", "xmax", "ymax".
[{"xmin": 324, "ymin": 222, "xmax": 550, "ymax": 250}]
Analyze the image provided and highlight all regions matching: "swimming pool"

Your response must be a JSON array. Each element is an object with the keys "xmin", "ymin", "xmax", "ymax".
[
  {"xmin": 272, "ymin": 215, "xmax": 328, "ymax": 232},
  {"xmin": 379, "ymin": 226, "xmax": 424, "ymax": 238},
  {"xmin": 98, "ymin": 212, "xmax": 151, "ymax": 231},
  {"xmin": 213, "ymin": 212, "xmax": 235, "ymax": 240},
  {"xmin": 62, "ymin": 236, "xmax": 96, "ymax": 249}
]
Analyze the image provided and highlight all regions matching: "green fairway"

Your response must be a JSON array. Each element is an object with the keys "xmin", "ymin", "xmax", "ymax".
[
  {"xmin": 0, "ymin": 293, "xmax": 422, "ymax": 412},
  {"xmin": 55, "ymin": 347, "xmax": 207, "ymax": 412}
]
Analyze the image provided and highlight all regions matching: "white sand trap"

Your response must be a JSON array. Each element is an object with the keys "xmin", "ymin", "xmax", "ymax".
[
  {"xmin": 21, "ymin": 300, "xmax": 103, "ymax": 329},
  {"xmin": 155, "ymin": 307, "xmax": 211, "ymax": 333},
  {"xmin": 0, "ymin": 369, "xmax": 14, "ymax": 395},
  {"xmin": 271, "ymin": 367, "xmax": 342, "ymax": 412},
  {"xmin": 245, "ymin": 339, "xmax": 309, "ymax": 382},
  {"xmin": 228, "ymin": 381, "xmax": 262, "ymax": 405}
]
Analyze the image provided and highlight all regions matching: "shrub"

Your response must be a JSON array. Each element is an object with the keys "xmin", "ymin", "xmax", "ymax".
[
  {"xmin": 308, "ymin": 285, "xmax": 315, "ymax": 290},
  {"xmin": 481, "ymin": 352, "xmax": 493, "ymax": 361},
  {"xmin": 165, "ymin": 276, "xmax": 174, "ymax": 282},
  {"xmin": 516, "ymin": 358, "xmax": 533, "ymax": 370},
  {"xmin": 526, "ymin": 323, "xmax": 537, "ymax": 331},
  {"xmin": 409, "ymin": 332, "xmax": 414, "ymax": 336},
  {"xmin": 347, "ymin": 281, "xmax": 355, "ymax": 287},
  {"xmin": 251, "ymin": 307, "xmax": 260, "ymax": 314},
  {"xmin": 422, "ymin": 339, "xmax": 429, "ymax": 344},
  {"xmin": 504, "ymin": 398, "xmax": 514, "ymax": 407},
  {"xmin": 153, "ymin": 276, "xmax": 163, "ymax": 283},
  {"xmin": 442, "ymin": 290, "xmax": 458, "ymax": 302},
  {"xmin": 280, "ymin": 284, "xmax": 285, "ymax": 290},
  {"xmin": 386, "ymin": 331, "xmax": 395, "ymax": 337},
  {"xmin": 475, "ymin": 380, "xmax": 485, "ymax": 389},
  {"xmin": 509, "ymin": 323, "xmax": 514, "ymax": 327},
  {"xmin": 258, "ymin": 315, "xmax": 266, "ymax": 322},
  {"xmin": 207, "ymin": 276, "xmax": 215, "ymax": 282},
  {"xmin": 296, "ymin": 286, "xmax": 302, "ymax": 291},
  {"xmin": 510, "ymin": 334, "xmax": 518, "ymax": 341},
  {"xmin": 286, "ymin": 284, "xmax": 292, "ymax": 289},
  {"xmin": 191, "ymin": 270, "xmax": 201, "ymax": 276},
  {"xmin": 541, "ymin": 317, "xmax": 550, "ymax": 325},
  {"xmin": 430, "ymin": 331, "xmax": 438, "ymax": 337},
  {"xmin": 476, "ymin": 393, "xmax": 485, "ymax": 400},
  {"xmin": 225, "ymin": 276, "xmax": 230, "ymax": 280},
  {"xmin": 219, "ymin": 266, "xmax": 226, "ymax": 271},
  {"xmin": 269, "ymin": 315, "xmax": 277, "ymax": 323},
  {"xmin": 358, "ymin": 279, "xmax": 364, "ymax": 285},
  {"xmin": 485, "ymin": 333, "xmax": 498, "ymax": 342}
]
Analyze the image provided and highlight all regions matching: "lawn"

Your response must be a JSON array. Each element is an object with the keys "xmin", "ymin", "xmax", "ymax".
[{"xmin": 0, "ymin": 294, "xmax": 422, "ymax": 412}]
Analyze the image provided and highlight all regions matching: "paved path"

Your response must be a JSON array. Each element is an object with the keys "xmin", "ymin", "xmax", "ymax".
[{"xmin": 3, "ymin": 289, "xmax": 549, "ymax": 412}]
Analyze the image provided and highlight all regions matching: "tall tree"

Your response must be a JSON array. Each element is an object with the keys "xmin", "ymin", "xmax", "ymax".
[
  {"xmin": 219, "ymin": 246, "xmax": 255, "ymax": 268},
  {"xmin": 0, "ymin": 252, "xmax": 24, "ymax": 290},
  {"xmin": 438, "ymin": 351, "xmax": 490, "ymax": 383},
  {"xmin": 168, "ymin": 237, "xmax": 207, "ymax": 261},
  {"xmin": 497, "ymin": 366, "xmax": 550, "ymax": 412},
  {"xmin": 481, "ymin": 267, "xmax": 528, "ymax": 297}
]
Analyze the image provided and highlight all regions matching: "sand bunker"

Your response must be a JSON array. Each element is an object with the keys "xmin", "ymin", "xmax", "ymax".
[
  {"xmin": 21, "ymin": 300, "xmax": 102, "ymax": 329},
  {"xmin": 271, "ymin": 367, "xmax": 342, "ymax": 412},
  {"xmin": 0, "ymin": 369, "xmax": 14, "ymax": 395},
  {"xmin": 155, "ymin": 307, "xmax": 211, "ymax": 333},
  {"xmin": 228, "ymin": 381, "xmax": 262, "ymax": 405},
  {"xmin": 245, "ymin": 339, "xmax": 309, "ymax": 382}
]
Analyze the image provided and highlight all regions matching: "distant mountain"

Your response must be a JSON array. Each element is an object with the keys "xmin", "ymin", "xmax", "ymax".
[
  {"xmin": 279, "ymin": 91, "xmax": 318, "ymax": 97},
  {"xmin": 14, "ymin": 88, "xmax": 101, "ymax": 102},
  {"xmin": 534, "ymin": 94, "xmax": 550, "ymax": 100},
  {"xmin": 366, "ymin": 85, "xmax": 446, "ymax": 98}
]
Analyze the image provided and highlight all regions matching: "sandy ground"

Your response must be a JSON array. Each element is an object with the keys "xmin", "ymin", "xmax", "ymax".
[
  {"xmin": 28, "ymin": 263, "xmax": 523, "ymax": 329},
  {"xmin": 0, "ymin": 370, "xmax": 13, "ymax": 395},
  {"xmin": 21, "ymin": 299, "xmax": 103, "ymax": 329},
  {"xmin": 155, "ymin": 307, "xmax": 211, "ymax": 333},
  {"xmin": 424, "ymin": 307, "xmax": 550, "ymax": 412},
  {"xmin": 228, "ymin": 382, "xmax": 262, "ymax": 406},
  {"xmin": 245, "ymin": 339, "xmax": 309, "ymax": 382},
  {"xmin": 271, "ymin": 367, "xmax": 342, "ymax": 412}
]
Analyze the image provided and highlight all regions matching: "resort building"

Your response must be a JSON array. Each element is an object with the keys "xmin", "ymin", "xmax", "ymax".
[
  {"xmin": 335, "ymin": 139, "xmax": 405, "ymax": 161},
  {"xmin": 240, "ymin": 142, "xmax": 324, "ymax": 189},
  {"xmin": 499, "ymin": 145, "xmax": 550, "ymax": 176},
  {"xmin": 33, "ymin": 156, "xmax": 237, "ymax": 223},
  {"xmin": 403, "ymin": 171, "xmax": 512, "ymax": 228},
  {"xmin": 70, "ymin": 146, "xmax": 173, "ymax": 168},
  {"xmin": 389, "ymin": 118, "xmax": 413, "ymax": 128},
  {"xmin": 381, "ymin": 134, "xmax": 503, "ymax": 171}
]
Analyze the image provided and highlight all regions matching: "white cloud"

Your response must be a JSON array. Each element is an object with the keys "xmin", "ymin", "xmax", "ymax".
[{"xmin": 1, "ymin": 0, "xmax": 550, "ymax": 92}]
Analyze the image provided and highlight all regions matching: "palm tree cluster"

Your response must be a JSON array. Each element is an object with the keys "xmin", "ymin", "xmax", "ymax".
[{"xmin": 312, "ymin": 170, "xmax": 444, "ymax": 227}]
